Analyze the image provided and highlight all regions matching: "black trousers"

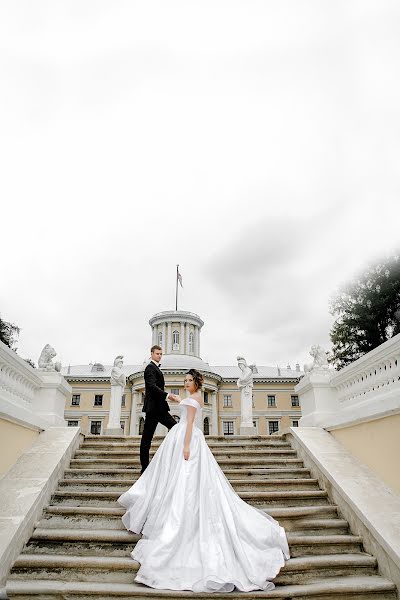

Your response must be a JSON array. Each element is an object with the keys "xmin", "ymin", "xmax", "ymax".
[{"xmin": 140, "ymin": 410, "xmax": 177, "ymax": 472}]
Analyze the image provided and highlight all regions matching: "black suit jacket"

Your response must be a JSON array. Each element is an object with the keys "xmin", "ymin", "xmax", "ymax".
[{"xmin": 143, "ymin": 361, "xmax": 170, "ymax": 414}]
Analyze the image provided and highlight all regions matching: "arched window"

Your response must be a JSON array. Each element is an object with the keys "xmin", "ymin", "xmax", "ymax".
[
  {"xmin": 139, "ymin": 417, "xmax": 145, "ymax": 435},
  {"xmin": 172, "ymin": 330, "xmax": 180, "ymax": 350},
  {"xmin": 203, "ymin": 417, "xmax": 209, "ymax": 436},
  {"xmin": 189, "ymin": 331, "xmax": 194, "ymax": 353},
  {"xmin": 158, "ymin": 331, "xmax": 163, "ymax": 347}
]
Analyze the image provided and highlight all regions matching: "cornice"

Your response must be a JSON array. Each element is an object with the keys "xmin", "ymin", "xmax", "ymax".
[
  {"xmin": 128, "ymin": 369, "xmax": 222, "ymax": 383},
  {"xmin": 65, "ymin": 376, "xmax": 110, "ymax": 383}
]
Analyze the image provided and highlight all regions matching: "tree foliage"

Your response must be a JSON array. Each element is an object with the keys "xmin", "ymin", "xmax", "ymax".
[
  {"xmin": 329, "ymin": 253, "xmax": 400, "ymax": 369},
  {"xmin": 0, "ymin": 315, "xmax": 20, "ymax": 350}
]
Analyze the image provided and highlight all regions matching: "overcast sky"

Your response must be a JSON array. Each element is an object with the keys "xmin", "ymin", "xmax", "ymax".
[{"xmin": 1, "ymin": 1, "xmax": 399, "ymax": 370}]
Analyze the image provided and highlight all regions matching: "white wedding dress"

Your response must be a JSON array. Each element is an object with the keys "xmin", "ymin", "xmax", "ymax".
[{"xmin": 118, "ymin": 397, "xmax": 290, "ymax": 592}]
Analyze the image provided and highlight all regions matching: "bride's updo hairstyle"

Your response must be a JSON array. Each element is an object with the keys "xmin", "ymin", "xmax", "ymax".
[{"xmin": 186, "ymin": 369, "xmax": 204, "ymax": 391}]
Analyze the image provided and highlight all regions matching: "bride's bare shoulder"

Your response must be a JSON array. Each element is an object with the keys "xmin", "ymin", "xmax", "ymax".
[{"xmin": 193, "ymin": 393, "xmax": 203, "ymax": 407}]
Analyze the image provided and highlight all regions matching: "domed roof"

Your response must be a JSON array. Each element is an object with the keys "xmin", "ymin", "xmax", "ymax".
[{"xmin": 158, "ymin": 353, "xmax": 213, "ymax": 372}]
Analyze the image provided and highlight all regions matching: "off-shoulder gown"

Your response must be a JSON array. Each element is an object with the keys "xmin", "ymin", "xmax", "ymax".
[{"xmin": 118, "ymin": 397, "xmax": 290, "ymax": 593}]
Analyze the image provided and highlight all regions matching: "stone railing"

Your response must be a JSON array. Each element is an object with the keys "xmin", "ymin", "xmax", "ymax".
[
  {"xmin": 331, "ymin": 334, "xmax": 400, "ymax": 407},
  {"xmin": 296, "ymin": 332, "xmax": 400, "ymax": 429},
  {"xmin": 0, "ymin": 341, "xmax": 42, "ymax": 408},
  {"xmin": 0, "ymin": 340, "xmax": 70, "ymax": 430}
]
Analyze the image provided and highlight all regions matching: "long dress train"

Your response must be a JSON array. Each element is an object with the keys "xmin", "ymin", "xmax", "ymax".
[{"xmin": 118, "ymin": 397, "xmax": 290, "ymax": 593}]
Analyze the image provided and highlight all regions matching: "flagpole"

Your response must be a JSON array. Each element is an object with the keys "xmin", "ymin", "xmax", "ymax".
[{"xmin": 175, "ymin": 264, "xmax": 179, "ymax": 311}]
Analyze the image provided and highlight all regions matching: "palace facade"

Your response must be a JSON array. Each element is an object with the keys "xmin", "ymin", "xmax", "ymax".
[{"xmin": 62, "ymin": 310, "xmax": 303, "ymax": 436}]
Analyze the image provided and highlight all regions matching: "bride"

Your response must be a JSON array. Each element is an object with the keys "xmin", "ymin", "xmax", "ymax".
[{"xmin": 118, "ymin": 368, "xmax": 290, "ymax": 593}]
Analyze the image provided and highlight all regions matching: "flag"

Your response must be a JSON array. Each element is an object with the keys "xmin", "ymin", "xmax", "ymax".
[{"xmin": 177, "ymin": 269, "xmax": 183, "ymax": 288}]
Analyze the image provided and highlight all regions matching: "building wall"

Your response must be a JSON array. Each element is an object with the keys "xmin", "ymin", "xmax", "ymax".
[
  {"xmin": 64, "ymin": 381, "xmax": 131, "ymax": 435},
  {"xmin": 330, "ymin": 413, "xmax": 400, "ymax": 494},
  {"xmin": 0, "ymin": 418, "xmax": 40, "ymax": 477},
  {"xmin": 65, "ymin": 375, "xmax": 300, "ymax": 437},
  {"xmin": 218, "ymin": 381, "xmax": 301, "ymax": 435}
]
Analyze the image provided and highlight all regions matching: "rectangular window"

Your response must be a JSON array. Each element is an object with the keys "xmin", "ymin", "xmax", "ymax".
[
  {"xmin": 252, "ymin": 394, "xmax": 255, "ymax": 408},
  {"xmin": 204, "ymin": 391, "xmax": 209, "ymax": 404},
  {"xmin": 291, "ymin": 395, "xmax": 300, "ymax": 407},
  {"xmin": 94, "ymin": 394, "xmax": 103, "ymax": 406},
  {"xmin": 170, "ymin": 388, "xmax": 179, "ymax": 396},
  {"xmin": 90, "ymin": 420, "xmax": 102, "ymax": 435},
  {"xmin": 223, "ymin": 394, "xmax": 232, "ymax": 407},
  {"xmin": 268, "ymin": 420, "xmax": 279, "ymax": 435},
  {"xmin": 267, "ymin": 395, "xmax": 276, "ymax": 407},
  {"xmin": 120, "ymin": 421, "xmax": 125, "ymax": 433},
  {"xmin": 253, "ymin": 420, "xmax": 257, "ymax": 431},
  {"xmin": 223, "ymin": 421, "xmax": 234, "ymax": 435},
  {"xmin": 121, "ymin": 394, "xmax": 126, "ymax": 407},
  {"xmin": 292, "ymin": 420, "xmax": 299, "ymax": 427},
  {"xmin": 67, "ymin": 420, "xmax": 79, "ymax": 427},
  {"xmin": 71, "ymin": 394, "xmax": 80, "ymax": 406}
]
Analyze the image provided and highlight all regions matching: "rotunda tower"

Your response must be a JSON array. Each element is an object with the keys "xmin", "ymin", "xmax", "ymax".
[{"xmin": 149, "ymin": 310, "xmax": 204, "ymax": 358}]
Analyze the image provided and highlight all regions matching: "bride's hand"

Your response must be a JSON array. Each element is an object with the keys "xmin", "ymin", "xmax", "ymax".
[{"xmin": 183, "ymin": 445, "xmax": 190, "ymax": 460}]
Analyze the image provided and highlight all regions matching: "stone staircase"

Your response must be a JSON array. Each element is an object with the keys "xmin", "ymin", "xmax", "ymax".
[{"xmin": 6, "ymin": 435, "xmax": 397, "ymax": 599}]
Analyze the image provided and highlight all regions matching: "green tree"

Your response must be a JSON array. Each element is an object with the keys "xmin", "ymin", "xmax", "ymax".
[
  {"xmin": 330, "ymin": 253, "xmax": 400, "ymax": 369},
  {"xmin": 0, "ymin": 315, "xmax": 20, "ymax": 350}
]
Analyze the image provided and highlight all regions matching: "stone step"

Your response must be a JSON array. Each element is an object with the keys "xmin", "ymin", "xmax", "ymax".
[
  {"xmin": 74, "ymin": 449, "xmax": 298, "ymax": 460},
  {"xmin": 9, "ymin": 553, "xmax": 377, "ymax": 585},
  {"xmin": 64, "ymin": 467, "xmax": 312, "ymax": 480},
  {"xmin": 37, "ymin": 512, "xmax": 349, "ymax": 535},
  {"xmin": 57, "ymin": 477, "xmax": 320, "ymax": 492},
  {"xmin": 41, "ymin": 504, "xmax": 341, "ymax": 531},
  {"xmin": 83, "ymin": 435, "xmax": 287, "ymax": 442},
  {"xmin": 24, "ymin": 528, "xmax": 363, "ymax": 558},
  {"xmin": 49, "ymin": 489, "xmax": 329, "ymax": 508},
  {"xmin": 6, "ymin": 575, "xmax": 397, "ymax": 599},
  {"xmin": 81, "ymin": 440, "xmax": 293, "ymax": 450},
  {"xmin": 64, "ymin": 465, "xmax": 310, "ymax": 481},
  {"xmin": 69, "ymin": 457, "xmax": 305, "ymax": 469}
]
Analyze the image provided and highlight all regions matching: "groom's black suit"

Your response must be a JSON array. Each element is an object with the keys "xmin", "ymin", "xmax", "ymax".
[{"xmin": 140, "ymin": 361, "xmax": 177, "ymax": 472}]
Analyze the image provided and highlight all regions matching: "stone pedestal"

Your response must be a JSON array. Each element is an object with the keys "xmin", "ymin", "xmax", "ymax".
[
  {"xmin": 33, "ymin": 371, "xmax": 70, "ymax": 426},
  {"xmin": 239, "ymin": 386, "xmax": 256, "ymax": 435},
  {"xmin": 105, "ymin": 385, "xmax": 123, "ymax": 435},
  {"xmin": 129, "ymin": 391, "xmax": 139, "ymax": 435},
  {"xmin": 296, "ymin": 370, "xmax": 339, "ymax": 427}
]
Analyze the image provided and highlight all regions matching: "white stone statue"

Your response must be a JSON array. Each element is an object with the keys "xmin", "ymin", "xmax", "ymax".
[
  {"xmin": 237, "ymin": 356, "xmax": 256, "ymax": 434},
  {"xmin": 38, "ymin": 344, "xmax": 61, "ymax": 372},
  {"xmin": 304, "ymin": 345, "xmax": 329, "ymax": 373},
  {"xmin": 106, "ymin": 355, "xmax": 126, "ymax": 435},
  {"xmin": 110, "ymin": 355, "xmax": 126, "ymax": 387}
]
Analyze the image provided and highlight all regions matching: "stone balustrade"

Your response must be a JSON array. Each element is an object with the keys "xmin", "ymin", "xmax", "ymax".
[
  {"xmin": 0, "ymin": 342, "xmax": 42, "ymax": 408},
  {"xmin": 331, "ymin": 334, "xmax": 400, "ymax": 407},
  {"xmin": 296, "ymin": 332, "xmax": 400, "ymax": 429},
  {"xmin": 0, "ymin": 340, "xmax": 70, "ymax": 431}
]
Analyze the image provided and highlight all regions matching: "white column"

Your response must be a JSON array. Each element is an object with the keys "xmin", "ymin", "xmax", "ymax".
[
  {"xmin": 211, "ymin": 391, "xmax": 218, "ymax": 435},
  {"xmin": 162, "ymin": 322, "xmax": 166, "ymax": 353},
  {"xmin": 129, "ymin": 391, "xmax": 139, "ymax": 435},
  {"xmin": 167, "ymin": 321, "xmax": 172, "ymax": 353},
  {"xmin": 180, "ymin": 321, "xmax": 185, "ymax": 354},
  {"xmin": 186, "ymin": 324, "xmax": 191, "ymax": 354},
  {"xmin": 152, "ymin": 326, "xmax": 157, "ymax": 346},
  {"xmin": 195, "ymin": 327, "xmax": 200, "ymax": 356}
]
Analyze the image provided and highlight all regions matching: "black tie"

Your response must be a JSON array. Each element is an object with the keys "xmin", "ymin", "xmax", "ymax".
[{"xmin": 158, "ymin": 364, "xmax": 161, "ymax": 368}]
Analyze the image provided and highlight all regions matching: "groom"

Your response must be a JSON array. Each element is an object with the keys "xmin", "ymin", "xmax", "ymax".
[{"xmin": 139, "ymin": 345, "xmax": 178, "ymax": 473}]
